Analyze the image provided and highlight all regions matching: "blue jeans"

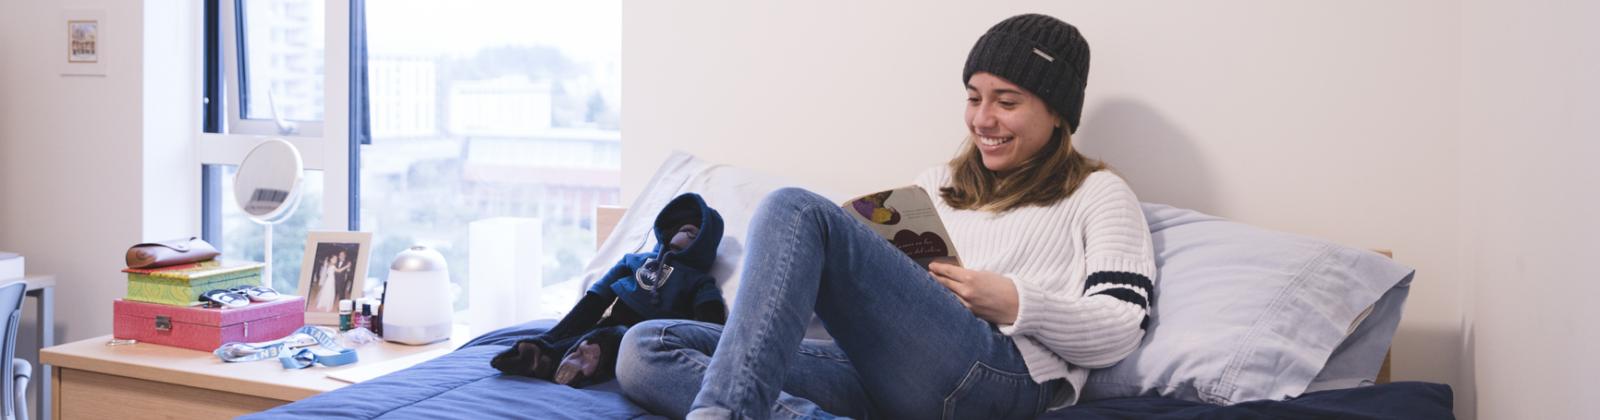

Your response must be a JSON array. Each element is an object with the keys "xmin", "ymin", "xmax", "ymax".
[{"xmin": 616, "ymin": 188, "xmax": 1060, "ymax": 420}]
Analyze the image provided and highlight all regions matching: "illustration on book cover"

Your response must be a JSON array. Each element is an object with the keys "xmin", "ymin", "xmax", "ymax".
[{"xmin": 842, "ymin": 186, "xmax": 960, "ymax": 266}]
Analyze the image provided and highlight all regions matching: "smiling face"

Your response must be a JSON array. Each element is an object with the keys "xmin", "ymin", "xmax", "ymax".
[{"xmin": 965, "ymin": 72, "xmax": 1060, "ymax": 174}]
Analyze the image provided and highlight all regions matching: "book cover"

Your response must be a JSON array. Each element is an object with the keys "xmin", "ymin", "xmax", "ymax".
[
  {"xmin": 121, "ymin": 259, "xmax": 263, "ymax": 281},
  {"xmin": 841, "ymin": 186, "xmax": 961, "ymax": 267}
]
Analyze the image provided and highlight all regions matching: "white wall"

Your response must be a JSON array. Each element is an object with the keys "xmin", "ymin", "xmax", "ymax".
[
  {"xmin": 625, "ymin": 0, "xmax": 1469, "ymax": 416},
  {"xmin": 0, "ymin": 2, "xmax": 194, "ymax": 417},
  {"xmin": 0, "ymin": 1, "xmax": 144, "ymax": 418},
  {"xmin": 0, "ymin": 0, "xmax": 146, "ymax": 335},
  {"xmin": 1459, "ymin": 0, "xmax": 1600, "ymax": 418}
]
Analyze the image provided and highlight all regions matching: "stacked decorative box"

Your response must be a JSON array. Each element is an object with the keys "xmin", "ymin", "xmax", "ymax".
[
  {"xmin": 113, "ymin": 260, "xmax": 305, "ymax": 351},
  {"xmin": 124, "ymin": 260, "xmax": 263, "ymax": 306}
]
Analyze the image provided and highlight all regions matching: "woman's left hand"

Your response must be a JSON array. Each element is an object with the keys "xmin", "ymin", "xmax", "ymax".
[{"xmin": 929, "ymin": 261, "xmax": 1019, "ymax": 325}]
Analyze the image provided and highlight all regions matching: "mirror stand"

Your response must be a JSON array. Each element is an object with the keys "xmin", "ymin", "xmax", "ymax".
[
  {"xmin": 235, "ymin": 138, "xmax": 304, "ymax": 290},
  {"xmin": 262, "ymin": 223, "xmax": 274, "ymax": 288}
]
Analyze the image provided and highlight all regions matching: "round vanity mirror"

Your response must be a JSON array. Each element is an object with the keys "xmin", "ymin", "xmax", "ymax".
[
  {"xmin": 233, "ymin": 138, "xmax": 304, "ymax": 288},
  {"xmin": 234, "ymin": 138, "xmax": 304, "ymax": 224}
]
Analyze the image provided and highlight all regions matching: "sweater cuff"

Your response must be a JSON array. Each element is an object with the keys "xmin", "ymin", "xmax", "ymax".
[{"xmin": 998, "ymin": 274, "xmax": 1047, "ymax": 336}]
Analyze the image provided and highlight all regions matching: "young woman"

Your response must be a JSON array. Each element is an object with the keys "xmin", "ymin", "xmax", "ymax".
[{"xmin": 615, "ymin": 14, "xmax": 1156, "ymax": 419}]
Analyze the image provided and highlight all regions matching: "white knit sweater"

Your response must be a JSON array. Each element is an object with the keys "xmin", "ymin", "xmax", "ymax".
[{"xmin": 915, "ymin": 167, "xmax": 1157, "ymax": 408}]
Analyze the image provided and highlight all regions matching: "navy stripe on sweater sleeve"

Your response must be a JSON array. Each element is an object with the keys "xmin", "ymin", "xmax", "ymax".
[
  {"xmin": 1091, "ymin": 287, "xmax": 1148, "ymax": 310},
  {"xmin": 1083, "ymin": 271, "xmax": 1154, "ymax": 297},
  {"xmin": 1085, "ymin": 271, "xmax": 1154, "ymax": 330}
]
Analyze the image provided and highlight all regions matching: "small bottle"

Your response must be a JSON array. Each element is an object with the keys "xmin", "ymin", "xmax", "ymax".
[
  {"xmin": 371, "ymin": 302, "xmax": 384, "ymax": 337},
  {"xmin": 359, "ymin": 301, "xmax": 374, "ymax": 330},
  {"xmin": 339, "ymin": 299, "xmax": 354, "ymax": 331}
]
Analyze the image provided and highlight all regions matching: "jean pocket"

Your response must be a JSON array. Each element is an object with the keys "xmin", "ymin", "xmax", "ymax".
[{"xmin": 940, "ymin": 361, "xmax": 1043, "ymax": 420}]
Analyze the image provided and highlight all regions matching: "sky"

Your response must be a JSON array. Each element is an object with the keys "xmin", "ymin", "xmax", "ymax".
[{"xmin": 364, "ymin": 0, "xmax": 622, "ymax": 63}]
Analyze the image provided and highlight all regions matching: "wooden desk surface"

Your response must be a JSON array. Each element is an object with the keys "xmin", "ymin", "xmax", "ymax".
[{"xmin": 42, "ymin": 327, "xmax": 470, "ymax": 402}]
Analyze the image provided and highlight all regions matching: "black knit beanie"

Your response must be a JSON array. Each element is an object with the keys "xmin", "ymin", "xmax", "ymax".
[{"xmin": 963, "ymin": 14, "xmax": 1091, "ymax": 133}]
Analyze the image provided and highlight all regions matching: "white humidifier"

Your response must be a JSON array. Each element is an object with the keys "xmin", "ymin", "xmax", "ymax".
[{"xmin": 382, "ymin": 246, "xmax": 454, "ymax": 345}]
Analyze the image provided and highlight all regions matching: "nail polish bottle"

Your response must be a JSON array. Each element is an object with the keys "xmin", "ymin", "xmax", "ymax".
[{"xmin": 359, "ymin": 301, "xmax": 374, "ymax": 331}]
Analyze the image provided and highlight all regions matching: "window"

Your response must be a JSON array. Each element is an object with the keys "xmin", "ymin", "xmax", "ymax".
[
  {"xmin": 230, "ymin": 0, "xmax": 327, "ymax": 136},
  {"xmin": 202, "ymin": 0, "xmax": 354, "ymax": 295},
  {"xmin": 362, "ymin": 0, "xmax": 622, "ymax": 310},
  {"xmin": 202, "ymin": 0, "xmax": 622, "ymax": 314}
]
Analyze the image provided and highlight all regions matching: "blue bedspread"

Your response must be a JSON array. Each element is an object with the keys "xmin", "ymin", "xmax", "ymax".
[
  {"xmin": 243, "ymin": 320, "xmax": 662, "ymax": 420},
  {"xmin": 246, "ymin": 321, "xmax": 1452, "ymax": 419}
]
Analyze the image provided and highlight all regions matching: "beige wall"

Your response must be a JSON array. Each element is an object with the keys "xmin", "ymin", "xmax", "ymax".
[
  {"xmin": 1459, "ymin": 0, "xmax": 1600, "ymax": 418},
  {"xmin": 0, "ymin": 1, "xmax": 144, "ymax": 419},
  {"xmin": 0, "ymin": 0, "xmax": 146, "ymax": 338},
  {"xmin": 0, "ymin": 2, "xmax": 194, "ymax": 418},
  {"xmin": 625, "ymin": 0, "xmax": 1470, "ymax": 416}
]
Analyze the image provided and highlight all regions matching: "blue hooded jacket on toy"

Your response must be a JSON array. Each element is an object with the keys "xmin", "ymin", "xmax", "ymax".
[{"xmin": 586, "ymin": 193, "xmax": 724, "ymax": 320}]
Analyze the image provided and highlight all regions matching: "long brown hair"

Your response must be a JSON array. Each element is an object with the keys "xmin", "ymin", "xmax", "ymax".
[{"xmin": 939, "ymin": 127, "xmax": 1106, "ymax": 212}]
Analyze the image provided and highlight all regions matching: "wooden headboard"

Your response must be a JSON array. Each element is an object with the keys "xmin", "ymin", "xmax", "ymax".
[
  {"xmin": 1373, "ymin": 249, "xmax": 1393, "ymax": 385},
  {"xmin": 593, "ymin": 206, "xmax": 1396, "ymax": 385},
  {"xmin": 597, "ymin": 205, "xmax": 628, "ymax": 250}
]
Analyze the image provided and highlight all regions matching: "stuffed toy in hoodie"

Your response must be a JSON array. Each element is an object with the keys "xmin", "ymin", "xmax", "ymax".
[{"xmin": 491, "ymin": 193, "xmax": 727, "ymax": 387}]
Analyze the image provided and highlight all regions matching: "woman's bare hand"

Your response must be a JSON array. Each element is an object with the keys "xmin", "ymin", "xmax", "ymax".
[{"xmin": 929, "ymin": 261, "xmax": 1019, "ymax": 325}]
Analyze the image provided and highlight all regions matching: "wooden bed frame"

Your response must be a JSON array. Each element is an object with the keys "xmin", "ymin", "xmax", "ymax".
[{"xmin": 593, "ymin": 206, "xmax": 1394, "ymax": 385}]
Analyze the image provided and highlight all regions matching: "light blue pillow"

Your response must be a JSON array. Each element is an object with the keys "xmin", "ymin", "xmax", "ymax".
[
  {"xmin": 1081, "ymin": 203, "xmax": 1415, "ymax": 405},
  {"xmin": 1305, "ymin": 279, "xmax": 1410, "ymax": 392}
]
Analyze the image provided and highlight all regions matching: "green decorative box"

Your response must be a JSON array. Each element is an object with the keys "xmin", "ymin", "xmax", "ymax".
[{"xmin": 123, "ymin": 260, "xmax": 264, "ymax": 306}]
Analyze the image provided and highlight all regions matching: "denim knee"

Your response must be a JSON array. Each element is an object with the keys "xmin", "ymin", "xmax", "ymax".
[
  {"xmin": 756, "ymin": 187, "xmax": 834, "ymax": 222},
  {"xmin": 616, "ymin": 319, "xmax": 670, "ymax": 395}
]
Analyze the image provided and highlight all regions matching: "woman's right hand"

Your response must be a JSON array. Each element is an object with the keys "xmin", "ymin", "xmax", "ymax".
[{"xmin": 929, "ymin": 261, "xmax": 1020, "ymax": 325}]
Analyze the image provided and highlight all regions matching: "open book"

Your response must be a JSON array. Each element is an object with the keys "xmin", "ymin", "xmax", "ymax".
[{"xmin": 841, "ymin": 186, "xmax": 961, "ymax": 267}]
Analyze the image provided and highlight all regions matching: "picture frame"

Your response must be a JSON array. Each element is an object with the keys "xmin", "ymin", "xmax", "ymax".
[
  {"xmin": 67, "ymin": 20, "xmax": 98, "ymax": 63},
  {"xmin": 297, "ymin": 231, "xmax": 374, "ymax": 325},
  {"xmin": 60, "ymin": 9, "xmax": 107, "ymax": 76}
]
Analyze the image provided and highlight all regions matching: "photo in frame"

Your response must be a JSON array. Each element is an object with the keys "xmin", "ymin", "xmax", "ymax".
[{"xmin": 298, "ymin": 231, "xmax": 373, "ymax": 325}]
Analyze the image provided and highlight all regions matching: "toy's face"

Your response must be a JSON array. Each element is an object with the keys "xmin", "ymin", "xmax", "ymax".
[{"xmin": 669, "ymin": 224, "xmax": 700, "ymax": 251}]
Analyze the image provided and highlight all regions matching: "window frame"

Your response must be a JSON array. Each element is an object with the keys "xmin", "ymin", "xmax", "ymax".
[
  {"xmin": 201, "ymin": 0, "xmax": 354, "ymax": 244},
  {"xmin": 219, "ymin": 0, "xmax": 326, "ymax": 138}
]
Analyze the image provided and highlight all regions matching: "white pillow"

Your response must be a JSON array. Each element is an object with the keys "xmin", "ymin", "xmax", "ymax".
[
  {"xmin": 1080, "ymin": 203, "xmax": 1415, "ymax": 405},
  {"xmin": 580, "ymin": 151, "xmax": 836, "ymax": 312}
]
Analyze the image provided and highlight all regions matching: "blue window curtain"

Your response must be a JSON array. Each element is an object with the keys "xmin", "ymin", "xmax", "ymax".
[
  {"xmin": 201, "ymin": 0, "xmax": 223, "ymax": 246},
  {"xmin": 348, "ymin": 0, "xmax": 369, "ymax": 230}
]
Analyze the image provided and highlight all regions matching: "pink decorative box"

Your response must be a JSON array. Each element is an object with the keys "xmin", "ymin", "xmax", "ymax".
[{"xmin": 113, "ymin": 296, "xmax": 305, "ymax": 352}]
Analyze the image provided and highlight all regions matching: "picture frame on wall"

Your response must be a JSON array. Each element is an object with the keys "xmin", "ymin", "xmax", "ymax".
[
  {"xmin": 60, "ymin": 9, "xmax": 107, "ymax": 76},
  {"xmin": 297, "ymin": 231, "xmax": 373, "ymax": 325},
  {"xmin": 67, "ymin": 19, "xmax": 98, "ymax": 63}
]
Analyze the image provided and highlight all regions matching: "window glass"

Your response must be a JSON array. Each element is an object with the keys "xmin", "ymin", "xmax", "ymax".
[
  {"xmin": 363, "ymin": 0, "xmax": 622, "ymax": 311},
  {"xmin": 241, "ymin": 0, "xmax": 326, "ymax": 121}
]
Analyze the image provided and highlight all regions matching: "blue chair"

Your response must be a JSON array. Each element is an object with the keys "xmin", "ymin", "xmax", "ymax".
[{"xmin": 0, "ymin": 281, "xmax": 29, "ymax": 420}]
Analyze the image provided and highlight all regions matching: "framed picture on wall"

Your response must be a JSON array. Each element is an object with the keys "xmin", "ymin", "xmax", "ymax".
[
  {"xmin": 297, "ymin": 231, "xmax": 373, "ymax": 325},
  {"xmin": 60, "ymin": 9, "xmax": 107, "ymax": 76}
]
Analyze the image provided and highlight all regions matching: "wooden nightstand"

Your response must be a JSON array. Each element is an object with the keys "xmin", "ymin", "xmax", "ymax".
[{"xmin": 40, "ymin": 327, "xmax": 469, "ymax": 419}]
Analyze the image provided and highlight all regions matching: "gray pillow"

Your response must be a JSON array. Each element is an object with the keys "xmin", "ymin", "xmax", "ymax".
[{"xmin": 1081, "ymin": 203, "xmax": 1415, "ymax": 405}]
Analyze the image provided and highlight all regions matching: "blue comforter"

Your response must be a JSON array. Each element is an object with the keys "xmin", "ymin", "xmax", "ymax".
[{"xmin": 245, "ymin": 321, "xmax": 1452, "ymax": 419}]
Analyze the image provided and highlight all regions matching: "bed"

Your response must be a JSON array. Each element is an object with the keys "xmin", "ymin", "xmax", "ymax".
[
  {"xmin": 240, "ymin": 319, "xmax": 1449, "ymax": 419},
  {"xmin": 245, "ymin": 153, "xmax": 1453, "ymax": 419}
]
